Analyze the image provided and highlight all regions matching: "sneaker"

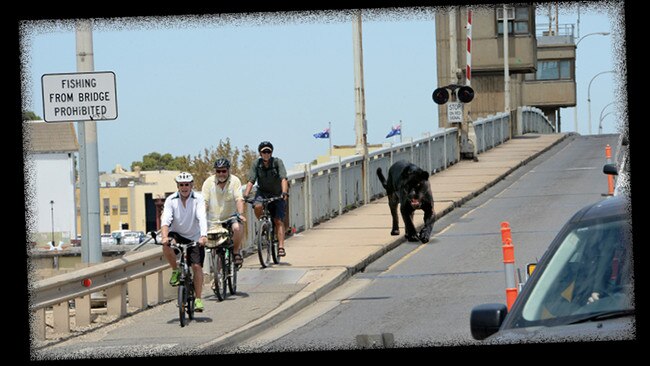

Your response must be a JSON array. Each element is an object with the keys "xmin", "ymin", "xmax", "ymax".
[
  {"xmin": 194, "ymin": 298, "xmax": 204, "ymax": 312},
  {"xmin": 169, "ymin": 269, "xmax": 181, "ymax": 286}
]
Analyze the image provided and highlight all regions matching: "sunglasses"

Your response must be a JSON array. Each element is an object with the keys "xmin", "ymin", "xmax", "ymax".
[
  {"xmin": 216, "ymin": 169, "xmax": 228, "ymax": 173},
  {"xmin": 260, "ymin": 151, "xmax": 272, "ymax": 154},
  {"xmin": 178, "ymin": 183, "xmax": 191, "ymax": 187}
]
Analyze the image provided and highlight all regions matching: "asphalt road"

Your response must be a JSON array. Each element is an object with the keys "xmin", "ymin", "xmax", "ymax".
[{"xmin": 239, "ymin": 134, "xmax": 619, "ymax": 352}]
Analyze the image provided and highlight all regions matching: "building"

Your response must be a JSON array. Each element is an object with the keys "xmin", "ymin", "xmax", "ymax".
[
  {"xmin": 75, "ymin": 165, "xmax": 180, "ymax": 236},
  {"xmin": 435, "ymin": 5, "xmax": 575, "ymax": 132},
  {"xmin": 25, "ymin": 120, "xmax": 79, "ymax": 245}
]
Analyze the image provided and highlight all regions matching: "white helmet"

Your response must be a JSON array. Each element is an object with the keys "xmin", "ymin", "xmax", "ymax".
[{"xmin": 175, "ymin": 172, "xmax": 194, "ymax": 183}]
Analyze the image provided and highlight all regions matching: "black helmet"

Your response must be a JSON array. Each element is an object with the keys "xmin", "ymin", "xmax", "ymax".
[
  {"xmin": 214, "ymin": 158, "xmax": 231, "ymax": 169},
  {"xmin": 258, "ymin": 141, "xmax": 273, "ymax": 153}
]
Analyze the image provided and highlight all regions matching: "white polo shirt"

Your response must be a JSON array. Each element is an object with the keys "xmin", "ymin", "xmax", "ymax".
[
  {"xmin": 201, "ymin": 174, "xmax": 244, "ymax": 229},
  {"xmin": 160, "ymin": 191, "xmax": 208, "ymax": 241}
]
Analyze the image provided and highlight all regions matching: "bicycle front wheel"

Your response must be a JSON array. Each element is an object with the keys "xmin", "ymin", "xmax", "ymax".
[
  {"xmin": 178, "ymin": 285, "xmax": 187, "ymax": 327},
  {"xmin": 187, "ymin": 278, "xmax": 195, "ymax": 320},
  {"xmin": 214, "ymin": 251, "xmax": 225, "ymax": 301},
  {"xmin": 228, "ymin": 247, "xmax": 237, "ymax": 295},
  {"xmin": 220, "ymin": 252, "xmax": 229, "ymax": 300},
  {"xmin": 257, "ymin": 220, "xmax": 272, "ymax": 268}
]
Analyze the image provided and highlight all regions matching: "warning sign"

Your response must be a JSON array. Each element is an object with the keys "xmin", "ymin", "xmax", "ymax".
[
  {"xmin": 42, "ymin": 71, "xmax": 118, "ymax": 123},
  {"xmin": 447, "ymin": 102, "xmax": 463, "ymax": 123}
]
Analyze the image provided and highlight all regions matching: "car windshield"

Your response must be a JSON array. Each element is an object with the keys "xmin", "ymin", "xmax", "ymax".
[{"xmin": 514, "ymin": 216, "xmax": 634, "ymax": 327}]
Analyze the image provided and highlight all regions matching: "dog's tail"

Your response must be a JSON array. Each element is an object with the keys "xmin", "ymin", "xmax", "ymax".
[{"xmin": 377, "ymin": 167, "xmax": 388, "ymax": 190}]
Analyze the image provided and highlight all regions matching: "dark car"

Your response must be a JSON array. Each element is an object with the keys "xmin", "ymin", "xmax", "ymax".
[{"xmin": 470, "ymin": 195, "xmax": 634, "ymax": 343}]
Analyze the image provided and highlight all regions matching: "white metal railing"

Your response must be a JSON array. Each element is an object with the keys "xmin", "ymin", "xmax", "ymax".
[{"xmin": 30, "ymin": 107, "xmax": 554, "ymax": 340}]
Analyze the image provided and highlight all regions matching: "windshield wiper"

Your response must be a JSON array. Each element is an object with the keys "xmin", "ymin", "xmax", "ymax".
[{"xmin": 569, "ymin": 309, "xmax": 635, "ymax": 324}]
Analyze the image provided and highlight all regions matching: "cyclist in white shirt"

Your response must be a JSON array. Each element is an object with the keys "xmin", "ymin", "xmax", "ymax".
[{"xmin": 161, "ymin": 172, "xmax": 208, "ymax": 311}]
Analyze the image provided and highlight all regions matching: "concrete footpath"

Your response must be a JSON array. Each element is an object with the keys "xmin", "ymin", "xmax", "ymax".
[{"xmin": 36, "ymin": 133, "xmax": 569, "ymax": 358}]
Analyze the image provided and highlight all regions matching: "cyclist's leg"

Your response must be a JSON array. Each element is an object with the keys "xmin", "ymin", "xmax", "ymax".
[
  {"xmin": 232, "ymin": 221, "xmax": 244, "ymax": 265},
  {"xmin": 252, "ymin": 193, "xmax": 265, "ymax": 219},
  {"xmin": 164, "ymin": 232, "xmax": 182, "ymax": 284},
  {"xmin": 188, "ymin": 245, "xmax": 205, "ymax": 304},
  {"xmin": 270, "ymin": 200, "xmax": 287, "ymax": 255}
]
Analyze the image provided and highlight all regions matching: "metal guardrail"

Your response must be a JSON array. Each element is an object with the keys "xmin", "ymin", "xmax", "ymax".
[{"xmin": 30, "ymin": 107, "xmax": 552, "ymax": 340}]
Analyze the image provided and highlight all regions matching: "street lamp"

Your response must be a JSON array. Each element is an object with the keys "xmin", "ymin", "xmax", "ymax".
[
  {"xmin": 50, "ymin": 200, "xmax": 55, "ymax": 247},
  {"xmin": 587, "ymin": 70, "xmax": 615, "ymax": 135},
  {"xmin": 573, "ymin": 31, "xmax": 610, "ymax": 134},
  {"xmin": 598, "ymin": 101, "xmax": 616, "ymax": 134},
  {"xmin": 599, "ymin": 111, "xmax": 614, "ymax": 135}
]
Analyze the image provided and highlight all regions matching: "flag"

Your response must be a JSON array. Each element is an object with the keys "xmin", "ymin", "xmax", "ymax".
[
  {"xmin": 385, "ymin": 125, "xmax": 401, "ymax": 138},
  {"xmin": 313, "ymin": 128, "xmax": 330, "ymax": 139}
]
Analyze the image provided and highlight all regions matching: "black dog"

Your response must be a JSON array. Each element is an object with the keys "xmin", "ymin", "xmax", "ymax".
[{"xmin": 377, "ymin": 160, "xmax": 435, "ymax": 243}]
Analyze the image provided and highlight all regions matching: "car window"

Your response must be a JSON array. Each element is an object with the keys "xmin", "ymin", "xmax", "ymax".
[{"xmin": 517, "ymin": 217, "xmax": 633, "ymax": 327}]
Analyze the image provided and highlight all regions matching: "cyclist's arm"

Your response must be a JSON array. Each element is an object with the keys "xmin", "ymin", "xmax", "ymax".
[
  {"xmin": 276, "ymin": 158, "xmax": 289, "ymax": 199},
  {"xmin": 243, "ymin": 181, "xmax": 254, "ymax": 198},
  {"xmin": 160, "ymin": 197, "xmax": 174, "ymax": 245},
  {"xmin": 195, "ymin": 193, "xmax": 209, "ymax": 244},
  {"xmin": 201, "ymin": 176, "xmax": 212, "ymax": 212},
  {"xmin": 281, "ymin": 178, "xmax": 289, "ymax": 199},
  {"xmin": 161, "ymin": 225, "xmax": 171, "ymax": 245}
]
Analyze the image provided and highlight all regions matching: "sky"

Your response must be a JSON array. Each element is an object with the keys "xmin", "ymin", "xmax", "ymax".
[{"xmin": 20, "ymin": 2, "xmax": 625, "ymax": 174}]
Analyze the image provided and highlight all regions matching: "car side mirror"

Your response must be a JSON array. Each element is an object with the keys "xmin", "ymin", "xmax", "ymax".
[
  {"xmin": 603, "ymin": 163, "xmax": 618, "ymax": 176},
  {"xmin": 470, "ymin": 303, "xmax": 508, "ymax": 340}
]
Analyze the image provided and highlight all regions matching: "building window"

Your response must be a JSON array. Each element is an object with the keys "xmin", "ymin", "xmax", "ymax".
[
  {"xmin": 497, "ymin": 6, "xmax": 531, "ymax": 35},
  {"xmin": 103, "ymin": 198, "xmax": 110, "ymax": 216},
  {"xmin": 120, "ymin": 197, "xmax": 128, "ymax": 215},
  {"xmin": 529, "ymin": 60, "xmax": 572, "ymax": 80}
]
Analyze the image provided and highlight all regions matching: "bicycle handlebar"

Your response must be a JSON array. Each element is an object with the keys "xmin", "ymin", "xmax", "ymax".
[
  {"xmin": 212, "ymin": 214, "xmax": 242, "ymax": 226},
  {"xmin": 245, "ymin": 195, "xmax": 284, "ymax": 205},
  {"xmin": 148, "ymin": 231, "xmax": 198, "ymax": 248}
]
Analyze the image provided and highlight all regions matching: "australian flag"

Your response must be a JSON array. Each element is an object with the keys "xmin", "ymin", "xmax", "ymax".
[
  {"xmin": 385, "ymin": 125, "xmax": 401, "ymax": 138},
  {"xmin": 313, "ymin": 128, "xmax": 330, "ymax": 139}
]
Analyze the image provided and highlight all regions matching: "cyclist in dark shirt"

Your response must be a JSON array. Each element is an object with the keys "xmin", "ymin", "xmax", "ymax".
[{"xmin": 243, "ymin": 141, "xmax": 289, "ymax": 257}]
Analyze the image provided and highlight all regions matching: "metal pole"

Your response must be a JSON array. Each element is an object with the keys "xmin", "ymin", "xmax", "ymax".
[
  {"xmin": 328, "ymin": 121, "xmax": 332, "ymax": 156},
  {"xmin": 573, "ymin": 32, "xmax": 610, "ymax": 133},
  {"xmin": 503, "ymin": 5, "xmax": 510, "ymax": 116},
  {"xmin": 352, "ymin": 10, "xmax": 369, "ymax": 204},
  {"xmin": 76, "ymin": 20, "xmax": 103, "ymax": 263},
  {"xmin": 50, "ymin": 200, "xmax": 55, "ymax": 246},
  {"xmin": 587, "ymin": 70, "xmax": 614, "ymax": 135}
]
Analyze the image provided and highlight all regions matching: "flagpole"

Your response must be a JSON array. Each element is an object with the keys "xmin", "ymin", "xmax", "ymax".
[
  {"xmin": 399, "ymin": 119, "xmax": 404, "ymax": 143},
  {"xmin": 329, "ymin": 121, "xmax": 332, "ymax": 156}
]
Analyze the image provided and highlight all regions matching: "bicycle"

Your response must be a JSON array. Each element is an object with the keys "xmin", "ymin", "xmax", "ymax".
[
  {"xmin": 206, "ymin": 215, "xmax": 240, "ymax": 301},
  {"xmin": 246, "ymin": 196, "xmax": 283, "ymax": 268},
  {"xmin": 150, "ymin": 231, "xmax": 197, "ymax": 327}
]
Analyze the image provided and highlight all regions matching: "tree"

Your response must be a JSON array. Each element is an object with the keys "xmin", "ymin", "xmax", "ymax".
[
  {"xmin": 189, "ymin": 138, "xmax": 257, "ymax": 188},
  {"xmin": 131, "ymin": 152, "xmax": 189, "ymax": 172},
  {"xmin": 130, "ymin": 139, "xmax": 258, "ymax": 189},
  {"xmin": 22, "ymin": 111, "xmax": 41, "ymax": 121}
]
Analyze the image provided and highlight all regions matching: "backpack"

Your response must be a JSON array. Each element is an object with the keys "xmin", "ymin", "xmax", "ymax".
[{"xmin": 256, "ymin": 157, "xmax": 280, "ymax": 178}]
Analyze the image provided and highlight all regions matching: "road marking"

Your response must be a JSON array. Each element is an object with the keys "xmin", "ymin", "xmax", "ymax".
[{"xmin": 238, "ymin": 278, "xmax": 373, "ymax": 350}]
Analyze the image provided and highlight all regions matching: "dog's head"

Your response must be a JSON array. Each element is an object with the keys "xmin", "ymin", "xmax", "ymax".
[{"xmin": 401, "ymin": 166, "xmax": 430, "ymax": 209}]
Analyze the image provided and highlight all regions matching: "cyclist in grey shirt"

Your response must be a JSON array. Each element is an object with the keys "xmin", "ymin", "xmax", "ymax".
[{"xmin": 243, "ymin": 141, "xmax": 289, "ymax": 257}]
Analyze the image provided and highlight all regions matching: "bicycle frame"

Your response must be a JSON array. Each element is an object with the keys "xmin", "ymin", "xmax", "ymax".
[
  {"xmin": 169, "ymin": 240, "xmax": 198, "ymax": 327},
  {"xmin": 247, "ymin": 196, "xmax": 283, "ymax": 268},
  {"xmin": 207, "ymin": 216, "xmax": 240, "ymax": 301}
]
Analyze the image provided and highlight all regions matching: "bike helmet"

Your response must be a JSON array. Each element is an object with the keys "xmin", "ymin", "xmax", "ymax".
[
  {"xmin": 214, "ymin": 158, "xmax": 231, "ymax": 169},
  {"xmin": 175, "ymin": 172, "xmax": 194, "ymax": 183},
  {"xmin": 258, "ymin": 141, "xmax": 274, "ymax": 153}
]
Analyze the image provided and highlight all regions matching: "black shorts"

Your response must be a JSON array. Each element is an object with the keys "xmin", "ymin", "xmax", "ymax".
[
  {"xmin": 169, "ymin": 232, "xmax": 204, "ymax": 267},
  {"xmin": 254, "ymin": 193, "xmax": 286, "ymax": 220}
]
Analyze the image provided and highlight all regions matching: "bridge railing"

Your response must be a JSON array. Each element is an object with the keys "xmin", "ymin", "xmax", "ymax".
[{"xmin": 31, "ymin": 107, "xmax": 555, "ymax": 340}]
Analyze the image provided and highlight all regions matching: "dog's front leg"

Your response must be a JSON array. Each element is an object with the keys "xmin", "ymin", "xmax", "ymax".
[
  {"xmin": 389, "ymin": 194, "xmax": 400, "ymax": 235},
  {"xmin": 401, "ymin": 205, "xmax": 418, "ymax": 241},
  {"xmin": 418, "ymin": 205, "xmax": 436, "ymax": 243}
]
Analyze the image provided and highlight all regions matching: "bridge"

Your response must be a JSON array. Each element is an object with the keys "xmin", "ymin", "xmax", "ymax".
[{"xmin": 29, "ymin": 109, "xmax": 622, "ymax": 359}]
